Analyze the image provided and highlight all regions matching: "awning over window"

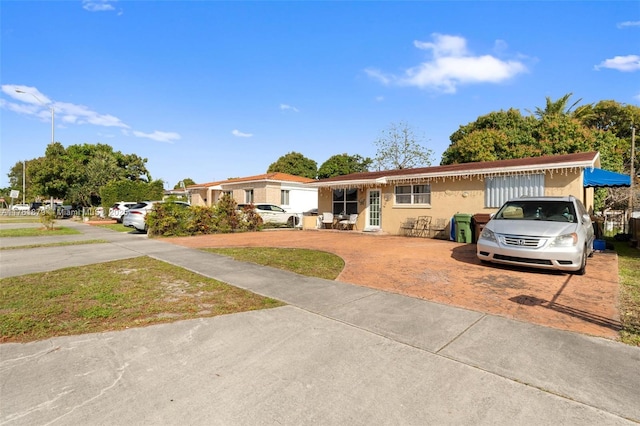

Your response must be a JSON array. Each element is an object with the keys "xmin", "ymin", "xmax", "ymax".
[{"xmin": 583, "ymin": 168, "xmax": 631, "ymax": 188}]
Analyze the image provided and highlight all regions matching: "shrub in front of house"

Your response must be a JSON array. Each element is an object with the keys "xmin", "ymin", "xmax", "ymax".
[
  {"xmin": 147, "ymin": 202, "xmax": 191, "ymax": 237},
  {"xmin": 146, "ymin": 195, "xmax": 263, "ymax": 237}
]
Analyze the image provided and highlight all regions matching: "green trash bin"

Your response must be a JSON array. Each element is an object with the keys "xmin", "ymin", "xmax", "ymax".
[{"xmin": 454, "ymin": 213, "xmax": 473, "ymax": 243}]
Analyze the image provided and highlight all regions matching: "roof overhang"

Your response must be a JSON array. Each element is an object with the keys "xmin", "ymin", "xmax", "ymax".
[
  {"xmin": 307, "ymin": 177, "xmax": 389, "ymax": 189},
  {"xmin": 309, "ymin": 154, "xmax": 600, "ymax": 189}
]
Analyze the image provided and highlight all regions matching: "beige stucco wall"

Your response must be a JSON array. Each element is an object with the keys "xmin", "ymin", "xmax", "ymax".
[
  {"xmin": 316, "ymin": 169, "xmax": 586, "ymax": 236},
  {"xmin": 223, "ymin": 182, "xmax": 279, "ymax": 205},
  {"xmin": 189, "ymin": 183, "xmax": 285, "ymax": 207},
  {"xmin": 190, "ymin": 190, "xmax": 207, "ymax": 206}
]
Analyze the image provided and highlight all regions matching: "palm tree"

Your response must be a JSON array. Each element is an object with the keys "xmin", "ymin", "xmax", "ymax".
[{"xmin": 530, "ymin": 93, "xmax": 583, "ymax": 119}]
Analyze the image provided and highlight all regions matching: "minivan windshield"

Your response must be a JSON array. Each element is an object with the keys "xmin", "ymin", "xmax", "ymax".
[{"xmin": 494, "ymin": 200, "xmax": 577, "ymax": 223}]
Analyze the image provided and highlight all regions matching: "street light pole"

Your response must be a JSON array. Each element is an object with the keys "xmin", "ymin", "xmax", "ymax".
[{"xmin": 16, "ymin": 89, "xmax": 56, "ymax": 209}]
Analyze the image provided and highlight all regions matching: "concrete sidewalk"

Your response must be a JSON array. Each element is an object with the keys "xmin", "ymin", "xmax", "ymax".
[{"xmin": 1, "ymin": 220, "xmax": 639, "ymax": 424}]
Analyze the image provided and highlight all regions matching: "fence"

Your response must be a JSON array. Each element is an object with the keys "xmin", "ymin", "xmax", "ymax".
[{"xmin": 630, "ymin": 218, "xmax": 640, "ymax": 246}]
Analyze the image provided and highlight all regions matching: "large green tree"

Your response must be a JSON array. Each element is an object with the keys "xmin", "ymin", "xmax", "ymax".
[
  {"xmin": 99, "ymin": 179, "xmax": 165, "ymax": 208},
  {"xmin": 441, "ymin": 109, "xmax": 539, "ymax": 165},
  {"xmin": 577, "ymin": 100, "xmax": 640, "ymax": 172},
  {"xmin": 440, "ymin": 95, "xmax": 639, "ymax": 212},
  {"xmin": 7, "ymin": 142, "xmax": 152, "ymax": 206},
  {"xmin": 267, "ymin": 152, "xmax": 317, "ymax": 179},
  {"xmin": 441, "ymin": 95, "xmax": 637, "ymax": 169},
  {"xmin": 373, "ymin": 122, "xmax": 434, "ymax": 170},
  {"xmin": 174, "ymin": 178, "xmax": 196, "ymax": 189},
  {"xmin": 317, "ymin": 153, "xmax": 373, "ymax": 179}
]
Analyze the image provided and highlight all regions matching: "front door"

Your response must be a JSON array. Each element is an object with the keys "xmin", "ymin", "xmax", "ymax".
[{"xmin": 366, "ymin": 189, "xmax": 381, "ymax": 231}]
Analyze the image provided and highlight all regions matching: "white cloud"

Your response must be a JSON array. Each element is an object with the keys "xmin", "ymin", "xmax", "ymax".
[
  {"xmin": 364, "ymin": 68, "xmax": 391, "ymax": 85},
  {"xmin": 595, "ymin": 55, "xmax": 640, "ymax": 72},
  {"xmin": 53, "ymin": 101, "xmax": 129, "ymax": 128},
  {"xmin": 2, "ymin": 84, "xmax": 181, "ymax": 143},
  {"xmin": 132, "ymin": 130, "xmax": 181, "ymax": 143},
  {"xmin": 232, "ymin": 129, "xmax": 253, "ymax": 138},
  {"xmin": 3, "ymin": 84, "xmax": 130, "ymax": 128},
  {"xmin": 82, "ymin": 0, "xmax": 116, "ymax": 12},
  {"xmin": 366, "ymin": 33, "xmax": 528, "ymax": 94},
  {"xmin": 280, "ymin": 104, "xmax": 299, "ymax": 112},
  {"xmin": 617, "ymin": 21, "xmax": 640, "ymax": 29}
]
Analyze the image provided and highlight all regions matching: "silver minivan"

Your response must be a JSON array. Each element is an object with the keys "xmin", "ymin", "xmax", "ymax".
[{"xmin": 476, "ymin": 195, "xmax": 595, "ymax": 275}]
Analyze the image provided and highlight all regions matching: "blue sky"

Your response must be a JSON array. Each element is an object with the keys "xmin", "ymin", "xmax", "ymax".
[{"xmin": 1, "ymin": 1, "xmax": 639, "ymax": 190}]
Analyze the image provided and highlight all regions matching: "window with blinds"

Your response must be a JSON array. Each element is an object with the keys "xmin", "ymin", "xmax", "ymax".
[{"xmin": 484, "ymin": 174, "xmax": 545, "ymax": 208}]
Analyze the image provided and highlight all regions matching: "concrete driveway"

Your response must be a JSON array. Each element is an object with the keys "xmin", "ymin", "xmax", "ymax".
[
  {"xmin": 1, "ymin": 220, "xmax": 638, "ymax": 424},
  {"xmin": 167, "ymin": 229, "xmax": 621, "ymax": 339}
]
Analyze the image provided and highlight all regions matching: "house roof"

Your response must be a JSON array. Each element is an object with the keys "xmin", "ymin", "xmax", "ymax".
[
  {"xmin": 308, "ymin": 152, "xmax": 601, "ymax": 188},
  {"xmin": 187, "ymin": 172, "xmax": 315, "ymax": 190}
]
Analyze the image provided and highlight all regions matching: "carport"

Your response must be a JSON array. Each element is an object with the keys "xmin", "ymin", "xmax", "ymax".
[
  {"xmin": 583, "ymin": 167, "xmax": 632, "ymax": 235},
  {"xmin": 583, "ymin": 167, "xmax": 631, "ymax": 188}
]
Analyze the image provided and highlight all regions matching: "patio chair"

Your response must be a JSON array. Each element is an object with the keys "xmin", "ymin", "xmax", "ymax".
[
  {"xmin": 400, "ymin": 218, "xmax": 417, "ymax": 236},
  {"xmin": 431, "ymin": 218, "xmax": 448, "ymax": 239},
  {"xmin": 321, "ymin": 212, "xmax": 334, "ymax": 229},
  {"xmin": 414, "ymin": 216, "xmax": 432, "ymax": 237},
  {"xmin": 338, "ymin": 213, "xmax": 358, "ymax": 230}
]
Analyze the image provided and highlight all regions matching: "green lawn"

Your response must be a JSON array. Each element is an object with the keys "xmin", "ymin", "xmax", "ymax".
[
  {"xmin": 1, "ymin": 256, "xmax": 284, "ymax": 343},
  {"xmin": 204, "ymin": 247, "xmax": 344, "ymax": 280}
]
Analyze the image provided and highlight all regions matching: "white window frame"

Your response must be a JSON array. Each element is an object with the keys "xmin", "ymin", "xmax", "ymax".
[
  {"xmin": 484, "ymin": 174, "xmax": 545, "ymax": 208},
  {"xmin": 394, "ymin": 184, "xmax": 431, "ymax": 206},
  {"xmin": 244, "ymin": 189, "xmax": 254, "ymax": 204},
  {"xmin": 281, "ymin": 190, "xmax": 290, "ymax": 206},
  {"xmin": 332, "ymin": 189, "xmax": 358, "ymax": 215}
]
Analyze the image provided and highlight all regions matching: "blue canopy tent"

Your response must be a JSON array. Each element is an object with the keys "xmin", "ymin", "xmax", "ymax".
[
  {"xmin": 583, "ymin": 168, "xmax": 631, "ymax": 188},
  {"xmin": 583, "ymin": 168, "xmax": 631, "ymax": 238}
]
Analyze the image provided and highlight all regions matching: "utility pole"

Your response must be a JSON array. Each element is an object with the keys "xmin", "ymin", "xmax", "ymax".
[
  {"xmin": 628, "ymin": 126, "xmax": 636, "ymax": 231},
  {"xmin": 22, "ymin": 161, "xmax": 26, "ymax": 205}
]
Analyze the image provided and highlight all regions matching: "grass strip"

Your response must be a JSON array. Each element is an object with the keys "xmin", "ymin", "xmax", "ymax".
[
  {"xmin": 93, "ymin": 223, "xmax": 133, "ymax": 232},
  {"xmin": 0, "ymin": 227, "xmax": 81, "ymax": 238},
  {"xmin": 613, "ymin": 240, "xmax": 640, "ymax": 346},
  {"xmin": 0, "ymin": 216, "xmax": 42, "ymax": 223},
  {"xmin": 204, "ymin": 247, "xmax": 344, "ymax": 280},
  {"xmin": 0, "ymin": 239, "xmax": 108, "ymax": 251},
  {"xmin": 0, "ymin": 256, "xmax": 284, "ymax": 343}
]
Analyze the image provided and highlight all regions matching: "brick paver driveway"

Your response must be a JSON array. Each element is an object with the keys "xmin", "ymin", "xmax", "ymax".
[{"xmin": 166, "ymin": 229, "xmax": 621, "ymax": 339}]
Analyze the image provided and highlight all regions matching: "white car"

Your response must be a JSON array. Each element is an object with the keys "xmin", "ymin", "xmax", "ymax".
[
  {"xmin": 237, "ymin": 204, "xmax": 301, "ymax": 227},
  {"xmin": 11, "ymin": 204, "xmax": 30, "ymax": 212},
  {"xmin": 122, "ymin": 201, "xmax": 190, "ymax": 232},
  {"xmin": 108, "ymin": 202, "xmax": 138, "ymax": 222},
  {"xmin": 477, "ymin": 196, "xmax": 595, "ymax": 275}
]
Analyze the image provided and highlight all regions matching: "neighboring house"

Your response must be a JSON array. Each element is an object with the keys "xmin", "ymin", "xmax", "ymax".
[
  {"xmin": 307, "ymin": 151, "xmax": 630, "ymax": 236},
  {"xmin": 163, "ymin": 188, "xmax": 189, "ymax": 203},
  {"xmin": 187, "ymin": 172, "xmax": 318, "ymax": 213}
]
